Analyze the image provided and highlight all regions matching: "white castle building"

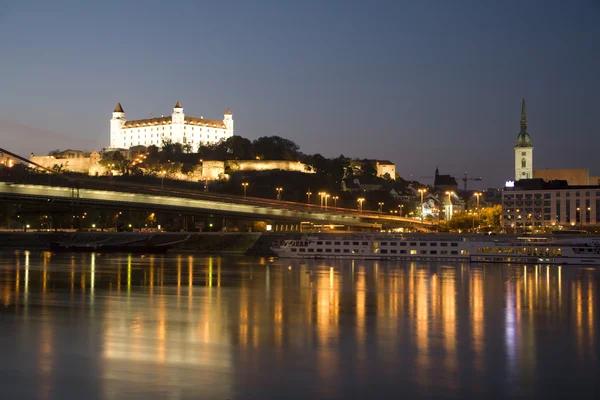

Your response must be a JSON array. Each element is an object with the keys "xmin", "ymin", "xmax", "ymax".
[{"xmin": 109, "ymin": 101, "xmax": 234, "ymax": 149}]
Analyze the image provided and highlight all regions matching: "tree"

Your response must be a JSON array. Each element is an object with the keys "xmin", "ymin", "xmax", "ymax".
[
  {"xmin": 253, "ymin": 136, "xmax": 299, "ymax": 160},
  {"xmin": 479, "ymin": 205, "xmax": 502, "ymax": 231}
]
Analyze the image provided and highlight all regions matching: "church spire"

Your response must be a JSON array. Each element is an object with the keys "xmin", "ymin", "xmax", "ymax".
[
  {"xmin": 520, "ymin": 98, "xmax": 527, "ymax": 127},
  {"xmin": 515, "ymin": 98, "xmax": 532, "ymax": 147}
]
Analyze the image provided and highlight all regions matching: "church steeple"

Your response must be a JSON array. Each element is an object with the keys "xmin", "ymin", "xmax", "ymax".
[
  {"xmin": 515, "ymin": 98, "xmax": 532, "ymax": 148},
  {"xmin": 514, "ymin": 98, "xmax": 533, "ymax": 180},
  {"xmin": 520, "ymin": 98, "xmax": 527, "ymax": 127}
]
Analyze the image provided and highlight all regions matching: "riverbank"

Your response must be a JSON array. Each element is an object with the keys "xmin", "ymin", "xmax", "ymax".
[{"xmin": 0, "ymin": 231, "xmax": 289, "ymax": 256}]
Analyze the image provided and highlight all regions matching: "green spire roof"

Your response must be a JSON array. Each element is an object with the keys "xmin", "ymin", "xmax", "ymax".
[{"xmin": 515, "ymin": 98, "xmax": 533, "ymax": 148}]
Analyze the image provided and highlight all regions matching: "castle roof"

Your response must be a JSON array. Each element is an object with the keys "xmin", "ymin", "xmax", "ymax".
[
  {"xmin": 113, "ymin": 103, "xmax": 124, "ymax": 113},
  {"xmin": 122, "ymin": 115, "xmax": 226, "ymax": 129},
  {"xmin": 175, "ymin": 101, "xmax": 182, "ymax": 108},
  {"xmin": 225, "ymin": 108, "xmax": 232, "ymax": 115}
]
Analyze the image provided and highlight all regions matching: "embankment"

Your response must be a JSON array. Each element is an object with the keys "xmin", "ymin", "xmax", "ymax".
[{"xmin": 0, "ymin": 231, "xmax": 299, "ymax": 256}]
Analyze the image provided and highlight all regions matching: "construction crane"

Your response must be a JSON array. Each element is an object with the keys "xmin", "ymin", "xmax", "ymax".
[
  {"xmin": 461, "ymin": 172, "xmax": 482, "ymax": 192},
  {"xmin": 418, "ymin": 171, "xmax": 483, "ymax": 192}
]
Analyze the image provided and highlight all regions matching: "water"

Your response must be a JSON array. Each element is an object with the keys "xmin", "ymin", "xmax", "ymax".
[{"xmin": 0, "ymin": 251, "xmax": 598, "ymax": 400}]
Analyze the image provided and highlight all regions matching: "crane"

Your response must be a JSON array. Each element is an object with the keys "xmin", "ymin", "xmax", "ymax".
[{"xmin": 461, "ymin": 172, "xmax": 482, "ymax": 192}]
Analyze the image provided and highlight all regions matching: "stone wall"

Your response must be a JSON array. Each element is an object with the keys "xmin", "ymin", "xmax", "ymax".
[{"xmin": 226, "ymin": 160, "xmax": 312, "ymax": 173}]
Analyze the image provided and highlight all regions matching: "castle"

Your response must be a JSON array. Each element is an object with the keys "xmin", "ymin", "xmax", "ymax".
[{"xmin": 109, "ymin": 101, "xmax": 234, "ymax": 150}]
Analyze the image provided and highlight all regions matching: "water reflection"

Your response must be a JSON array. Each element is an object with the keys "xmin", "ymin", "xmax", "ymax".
[{"xmin": 0, "ymin": 252, "xmax": 598, "ymax": 399}]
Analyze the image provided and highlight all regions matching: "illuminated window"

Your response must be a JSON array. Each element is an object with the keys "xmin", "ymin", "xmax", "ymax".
[{"xmin": 410, "ymin": 250, "xmax": 417, "ymax": 255}]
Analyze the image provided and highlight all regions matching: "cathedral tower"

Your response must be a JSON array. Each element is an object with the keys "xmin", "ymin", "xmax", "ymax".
[{"xmin": 514, "ymin": 98, "xmax": 533, "ymax": 181}]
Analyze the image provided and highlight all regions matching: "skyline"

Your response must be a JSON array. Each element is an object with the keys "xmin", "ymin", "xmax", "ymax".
[{"xmin": 0, "ymin": 0, "xmax": 599, "ymax": 188}]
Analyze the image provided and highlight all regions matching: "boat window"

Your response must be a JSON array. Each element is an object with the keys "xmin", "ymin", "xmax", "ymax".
[
  {"xmin": 420, "ymin": 250, "xmax": 427, "ymax": 255},
  {"xmin": 353, "ymin": 241, "xmax": 359, "ymax": 245},
  {"xmin": 557, "ymin": 248, "xmax": 562, "ymax": 256},
  {"xmin": 334, "ymin": 241, "xmax": 341, "ymax": 245},
  {"xmin": 430, "ymin": 242, "xmax": 437, "ymax": 247},
  {"xmin": 325, "ymin": 249, "xmax": 332, "ymax": 253},
  {"xmin": 343, "ymin": 249, "xmax": 349, "ymax": 253},
  {"xmin": 391, "ymin": 250, "xmax": 397, "ymax": 254},
  {"xmin": 334, "ymin": 249, "xmax": 340, "ymax": 253},
  {"xmin": 430, "ymin": 250, "xmax": 437, "ymax": 254},
  {"xmin": 325, "ymin": 241, "xmax": 331, "ymax": 245},
  {"xmin": 410, "ymin": 242, "xmax": 416, "ymax": 246},
  {"xmin": 291, "ymin": 248, "xmax": 297, "ymax": 252},
  {"xmin": 381, "ymin": 242, "xmax": 388, "ymax": 246},
  {"xmin": 451, "ymin": 243, "xmax": 458, "ymax": 247},
  {"xmin": 451, "ymin": 251, "xmax": 458, "ymax": 255},
  {"xmin": 504, "ymin": 248, "xmax": 514, "ymax": 254},
  {"xmin": 381, "ymin": 250, "xmax": 388, "ymax": 254},
  {"xmin": 317, "ymin": 241, "xmax": 323, "ymax": 245},
  {"xmin": 440, "ymin": 250, "xmax": 448, "ymax": 255},
  {"xmin": 362, "ymin": 242, "xmax": 368, "ymax": 245},
  {"xmin": 400, "ymin": 250, "xmax": 407, "ymax": 254},
  {"xmin": 308, "ymin": 248, "xmax": 314, "ymax": 252},
  {"xmin": 352, "ymin": 249, "xmax": 359, "ymax": 254},
  {"xmin": 420, "ymin": 242, "xmax": 427, "ymax": 246},
  {"xmin": 461, "ymin": 250, "xmax": 469, "ymax": 255},
  {"xmin": 299, "ymin": 248, "xmax": 306, "ymax": 252},
  {"xmin": 400, "ymin": 242, "xmax": 407, "ymax": 246},
  {"xmin": 390, "ymin": 242, "xmax": 397, "ymax": 246},
  {"xmin": 344, "ymin": 242, "xmax": 349, "ymax": 245},
  {"xmin": 494, "ymin": 248, "xmax": 502, "ymax": 254},
  {"xmin": 316, "ymin": 248, "xmax": 323, "ymax": 252},
  {"xmin": 410, "ymin": 250, "xmax": 417, "ymax": 255},
  {"xmin": 441, "ymin": 243, "xmax": 448, "ymax": 247}
]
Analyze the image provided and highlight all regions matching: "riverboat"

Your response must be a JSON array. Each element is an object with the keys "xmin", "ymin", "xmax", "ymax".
[{"xmin": 271, "ymin": 234, "xmax": 600, "ymax": 265}]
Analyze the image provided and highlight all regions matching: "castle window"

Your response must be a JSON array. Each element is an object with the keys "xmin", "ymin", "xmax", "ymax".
[
  {"xmin": 522, "ymin": 152, "xmax": 526, "ymax": 156},
  {"xmin": 521, "ymin": 158, "xmax": 526, "ymax": 168}
]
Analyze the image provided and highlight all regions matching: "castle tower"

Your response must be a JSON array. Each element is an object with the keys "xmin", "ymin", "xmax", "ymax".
[
  {"xmin": 514, "ymin": 98, "xmax": 533, "ymax": 180},
  {"xmin": 110, "ymin": 103, "xmax": 126, "ymax": 148},
  {"xmin": 223, "ymin": 108, "xmax": 234, "ymax": 134}
]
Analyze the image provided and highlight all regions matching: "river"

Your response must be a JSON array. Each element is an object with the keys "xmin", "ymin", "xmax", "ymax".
[{"xmin": 0, "ymin": 251, "xmax": 598, "ymax": 399}]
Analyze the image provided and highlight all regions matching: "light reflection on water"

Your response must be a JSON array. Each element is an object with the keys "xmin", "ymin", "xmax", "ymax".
[{"xmin": 0, "ymin": 251, "xmax": 598, "ymax": 399}]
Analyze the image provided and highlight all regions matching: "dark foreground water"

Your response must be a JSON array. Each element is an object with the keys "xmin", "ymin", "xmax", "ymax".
[{"xmin": 0, "ymin": 251, "xmax": 598, "ymax": 399}]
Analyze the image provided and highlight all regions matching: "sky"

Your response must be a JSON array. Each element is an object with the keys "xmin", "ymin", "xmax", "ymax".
[{"xmin": 0, "ymin": 0, "xmax": 598, "ymax": 188}]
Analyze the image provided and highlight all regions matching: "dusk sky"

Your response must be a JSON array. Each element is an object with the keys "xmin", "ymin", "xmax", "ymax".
[{"xmin": 0, "ymin": 0, "xmax": 598, "ymax": 188}]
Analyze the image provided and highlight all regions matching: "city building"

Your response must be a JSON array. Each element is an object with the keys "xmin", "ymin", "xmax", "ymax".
[
  {"xmin": 109, "ymin": 101, "xmax": 234, "ymax": 149},
  {"xmin": 502, "ymin": 179, "xmax": 600, "ymax": 230},
  {"xmin": 533, "ymin": 168, "xmax": 600, "ymax": 186},
  {"xmin": 514, "ymin": 98, "xmax": 533, "ymax": 181},
  {"xmin": 374, "ymin": 160, "xmax": 396, "ymax": 179},
  {"xmin": 433, "ymin": 167, "xmax": 458, "ymax": 192}
]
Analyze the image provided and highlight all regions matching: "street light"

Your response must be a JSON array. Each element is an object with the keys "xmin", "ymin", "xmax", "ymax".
[
  {"xmin": 306, "ymin": 190, "xmax": 312, "ymax": 205},
  {"xmin": 332, "ymin": 196, "xmax": 339, "ymax": 209},
  {"xmin": 276, "ymin": 187, "xmax": 283, "ymax": 200},
  {"xmin": 418, "ymin": 188, "xmax": 427, "ymax": 221},
  {"xmin": 378, "ymin": 202, "xmax": 384, "ymax": 214},
  {"xmin": 357, "ymin": 198, "xmax": 365, "ymax": 213},
  {"xmin": 324, "ymin": 194, "xmax": 330, "ymax": 209},
  {"xmin": 161, "ymin": 169, "xmax": 166, "ymax": 189},
  {"xmin": 242, "ymin": 182, "xmax": 249, "ymax": 199},
  {"xmin": 398, "ymin": 204, "xmax": 404, "ymax": 216},
  {"xmin": 445, "ymin": 191, "xmax": 454, "ymax": 220},
  {"xmin": 474, "ymin": 192, "xmax": 482, "ymax": 211},
  {"xmin": 318, "ymin": 192, "xmax": 327, "ymax": 209}
]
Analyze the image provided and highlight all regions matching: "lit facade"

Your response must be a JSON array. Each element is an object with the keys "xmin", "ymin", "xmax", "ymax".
[
  {"xmin": 109, "ymin": 101, "xmax": 234, "ymax": 149},
  {"xmin": 502, "ymin": 182, "xmax": 600, "ymax": 230}
]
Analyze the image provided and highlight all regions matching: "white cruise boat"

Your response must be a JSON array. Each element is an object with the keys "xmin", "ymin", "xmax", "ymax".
[{"xmin": 271, "ymin": 234, "xmax": 600, "ymax": 265}]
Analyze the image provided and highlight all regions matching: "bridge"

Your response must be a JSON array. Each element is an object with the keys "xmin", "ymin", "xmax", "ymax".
[
  {"xmin": 0, "ymin": 147, "xmax": 434, "ymax": 231},
  {"xmin": 0, "ymin": 181, "xmax": 433, "ymax": 231}
]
